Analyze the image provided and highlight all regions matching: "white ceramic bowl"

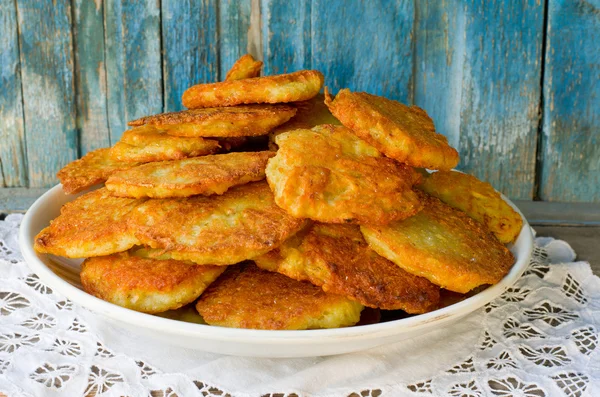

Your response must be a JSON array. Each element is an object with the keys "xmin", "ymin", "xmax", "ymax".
[{"xmin": 19, "ymin": 184, "xmax": 533, "ymax": 358}]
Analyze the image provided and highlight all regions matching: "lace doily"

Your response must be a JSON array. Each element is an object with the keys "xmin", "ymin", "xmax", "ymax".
[{"xmin": 0, "ymin": 213, "xmax": 598, "ymax": 397}]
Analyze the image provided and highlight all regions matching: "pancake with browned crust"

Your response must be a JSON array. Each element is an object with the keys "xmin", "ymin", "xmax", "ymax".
[
  {"xmin": 325, "ymin": 88, "xmax": 459, "ymax": 170},
  {"xmin": 196, "ymin": 263, "xmax": 363, "ymax": 330},
  {"xmin": 418, "ymin": 170, "xmax": 523, "ymax": 243},
  {"xmin": 34, "ymin": 188, "xmax": 145, "ymax": 258},
  {"xmin": 81, "ymin": 252, "xmax": 224, "ymax": 314},
  {"xmin": 225, "ymin": 54, "xmax": 263, "ymax": 81},
  {"xmin": 254, "ymin": 223, "xmax": 440, "ymax": 312},
  {"xmin": 57, "ymin": 148, "xmax": 138, "ymax": 194},
  {"xmin": 182, "ymin": 70, "xmax": 324, "ymax": 108},
  {"xmin": 361, "ymin": 193, "xmax": 515, "ymax": 293},
  {"xmin": 127, "ymin": 181, "xmax": 307, "ymax": 265},
  {"xmin": 111, "ymin": 125, "xmax": 220, "ymax": 163},
  {"xmin": 106, "ymin": 151, "xmax": 274, "ymax": 198},
  {"xmin": 266, "ymin": 124, "xmax": 422, "ymax": 225},
  {"xmin": 128, "ymin": 105, "xmax": 296, "ymax": 138}
]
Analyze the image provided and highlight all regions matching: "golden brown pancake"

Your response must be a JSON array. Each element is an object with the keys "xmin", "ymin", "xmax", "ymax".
[
  {"xmin": 127, "ymin": 181, "xmax": 307, "ymax": 265},
  {"xmin": 418, "ymin": 170, "xmax": 523, "ymax": 243},
  {"xmin": 196, "ymin": 263, "xmax": 363, "ymax": 330},
  {"xmin": 254, "ymin": 223, "xmax": 440, "ymax": 312},
  {"xmin": 106, "ymin": 151, "xmax": 274, "ymax": 198},
  {"xmin": 34, "ymin": 188, "xmax": 144, "ymax": 258},
  {"xmin": 361, "ymin": 193, "xmax": 515, "ymax": 293},
  {"xmin": 81, "ymin": 252, "xmax": 224, "ymax": 314},
  {"xmin": 57, "ymin": 148, "xmax": 138, "ymax": 194},
  {"xmin": 128, "ymin": 105, "xmax": 296, "ymax": 138},
  {"xmin": 182, "ymin": 70, "xmax": 324, "ymax": 108},
  {"xmin": 325, "ymin": 88, "xmax": 459, "ymax": 170},
  {"xmin": 266, "ymin": 124, "xmax": 422, "ymax": 225},
  {"xmin": 224, "ymin": 54, "xmax": 263, "ymax": 81}
]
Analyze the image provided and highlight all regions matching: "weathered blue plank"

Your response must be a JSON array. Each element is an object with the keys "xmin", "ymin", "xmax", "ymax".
[
  {"xmin": 311, "ymin": 0, "xmax": 414, "ymax": 102},
  {"xmin": 104, "ymin": 0, "xmax": 162, "ymax": 143},
  {"xmin": 218, "ymin": 0, "xmax": 253, "ymax": 80},
  {"xmin": 540, "ymin": 0, "xmax": 600, "ymax": 202},
  {"xmin": 457, "ymin": 0, "xmax": 544, "ymax": 200},
  {"xmin": 73, "ymin": 0, "xmax": 110, "ymax": 155},
  {"xmin": 16, "ymin": 0, "xmax": 77, "ymax": 187},
  {"xmin": 261, "ymin": 0, "xmax": 311, "ymax": 75},
  {"xmin": 162, "ymin": 0, "xmax": 218, "ymax": 111},
  {"xmin": 0, "ymin": 0, "xmax": 27, "ymax": 187}
]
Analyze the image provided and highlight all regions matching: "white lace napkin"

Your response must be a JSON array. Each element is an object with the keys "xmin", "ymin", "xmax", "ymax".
[{"xmin": 0, "ymin": 213, "xmax": 598, "ymax": 397}]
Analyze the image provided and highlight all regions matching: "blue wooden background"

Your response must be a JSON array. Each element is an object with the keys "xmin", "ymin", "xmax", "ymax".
[{"xmin": 0, "ymin": 0, "xmax": 598, "ymax": 209}]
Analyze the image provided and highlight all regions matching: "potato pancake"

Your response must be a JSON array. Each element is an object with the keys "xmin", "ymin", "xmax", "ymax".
[
  {"xmin": 106, "ymin": 151, "xmax": 274, "ymax": 198},
  {"xmin": 268, "ymin": 94, "xmax": 340, "ymax": 149},
  {"xmin": 34, "ymin": 188, "xmax": 144, "ymax": 258},
  {"xmin": 361, "ymin": 193, "xmax": 515, "ymax": 293},
  {"xmin": 254, "ymin": 223, "xmax": 440, "ymax": 312},
  {"xmin": 266, "ymin": 124, "xmax": 422, "ymax": 225},
  {"xmin": 418, "ymin": 171, "xmax": 523, "ymax": 243},
  {"xmin": 81, "ymin": 252, "xmax": 224, "ymax": 314},
  {"xmin": 127, "ymin": 181, "xmax": 307, "ymax": 265},
  {"xmin": 182, "ymin": 70, "xmax": 324, "ymax": 108},
  {"xmin": 325, "ymin": 89, "xmax": 459, "ymax": 170},
  {"xmin": 128, "ymin": 105, "xmax": 296, "ymax": 138},
  {"xmin": 57, "ymin": 148, "xmax": 138, "ymax": 194},
  {"xmin": 225, "ymin": 54, "xmax": 263, "ymax": 81},
  {"xmin": 110, "ymin": 125, "xmax": 221, "ymax": 163},
  {"xmin": 196, "ymin": 263, "xmax": 363, "ymax": 330}
]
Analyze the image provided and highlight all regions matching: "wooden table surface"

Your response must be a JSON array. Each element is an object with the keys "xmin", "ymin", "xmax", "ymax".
[{"xmin": 534, "ymin": 226, "xmax": 600, "ymax": 275}]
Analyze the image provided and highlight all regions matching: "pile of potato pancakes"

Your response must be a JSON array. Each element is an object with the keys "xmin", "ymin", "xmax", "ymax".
[{"xmin": 34, "ymin": 55, "xmax": 523, "ymax": 330}]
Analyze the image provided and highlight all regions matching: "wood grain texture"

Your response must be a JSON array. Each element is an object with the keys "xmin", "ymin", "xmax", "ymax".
[
  {"xmin": 16, "ymin": 0, "xmax": 77, "ymax": 187},
  {"xmin": 104, "ymin": 0, "xmax": 162, "ymax": 143},
  {"xmin": 311, "ymin": 0, "xmax": 414, "ymax": 102},
  {"xmin": 540, "ymin": 0, "xmax": 600, "ymax": 202},
  {"xmin": 457, "ymin": 0, "xmax": 544, "ymax": 200},
  {"xmin": 0, "ymin": 0, "xmax": 27, "ymax": 187},
  {"xmin": 261, "ymin": 0, "xmax": 311, "ymax": 75},
  {"xmin": 162, "ymin": 0, "xmax": 218, "ymax": 112},
  {"xmin": 218, "ymin": 0, "xmax": 252, "ymax": 80},
  {"xmin": 73, "ymin": 0, "xmax": 110, "ymax": 155}
]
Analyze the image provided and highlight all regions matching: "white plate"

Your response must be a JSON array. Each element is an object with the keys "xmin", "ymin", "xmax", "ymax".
[{"xmin": 19, "ymin": 184, "xmax": 533, "ymax": 358}]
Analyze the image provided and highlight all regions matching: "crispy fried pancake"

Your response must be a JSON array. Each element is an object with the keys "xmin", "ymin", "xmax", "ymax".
[
  {"xmin": 182, "ymin": 70, "xmax": 324, "ymax": 108},
  {"xmin": 217, "ymin": 136, "xmax": 248, "ymax": 151},
  {"xmin": 196, "ymin": 263, "xmax": 363, "ymax": 330},
  {"xmin": 34, "ymin": 188, "xmax": 144, "ymax": 258},
  {"xmin": 254, "ymin": 223, "xmax": 440, "ymax": 312},
  {"xmin": 106, "ymin": 151, "xmax": 274, "ymax": 198},
  {"xmin": 361, "ymin": 193, "xmax": 515, "ymax": 293},
  {"xmin": 81, "ymin": 252, "xmax": 224, "ymax": 314},
  {"xmin": 57, "ymin": 148, "xmax": 138, "ymax": 194},
  {"xmin": 127, "ymin": 182, "xmax": 307, "ymax": 265},
  {"xmin": 225, "ymin": 54, "xmax": 263, "ymax": 81},
  {"xmin": 325, "ymin": 89, "xmax": 459, "ymax": 170},
  {"xmin": 268, "ymin": 94, "xmax": 340, "ymax": 149},
  {"xmin": 128, "ymin": 105, "xmax": 296, "ymax": 138},
  {"xmin": 418, "ymin": 171, "xmax": 523, "ymax": 243},
  {"xmin": 266, "ymin": 124, "xmax": 422, "ymax": 225},
  {"xmin": 110, "ymin": 125, "xmax": 221, "ymax": 162}
]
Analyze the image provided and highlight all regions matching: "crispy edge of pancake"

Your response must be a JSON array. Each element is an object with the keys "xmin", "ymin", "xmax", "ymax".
[
  {"xmin": 266, "ymin": 125, "xmax": 422, "ymax": 225},
  {"xmin": 360, "ymin": 193, "xmax": 515, "ymax": 293},
  {"xmin": 57, "ymin": 148, "xmax": 138, "ymax": 194},
  {"xmin": 80, "ymin": 252, "xmax": 225, "ymax": 314},
  {"xmin": 254, "ymin": 223, "xmax": 440, "ymax": 312},
  {"xmin": 224, "ymin": 54, "xmax": 263, "ymax": 81},
  {"xmin": 127, "ymin": 181, "xmax": 307, "ymax": 265},
  {"xmin": 34, "ymin": 188, "xmax": 145, "ymax": 258},
  {"xmin": 195, "ymin": 263, "xmax": 363, "ymax": 330},
  {"xmin": 182, "ymin": 70, "xmax": 324, "ymax": 108},
  {"xmin": 105, "ymin": 151, "xmax": 275, "ymax": 198},
  {"xmin": 418, "ymin": 170, "xmax": 523, "ymax": 243},
  {"xmin": 324, "ymin": 88, "xmax": 459, "ymax": 170}
]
